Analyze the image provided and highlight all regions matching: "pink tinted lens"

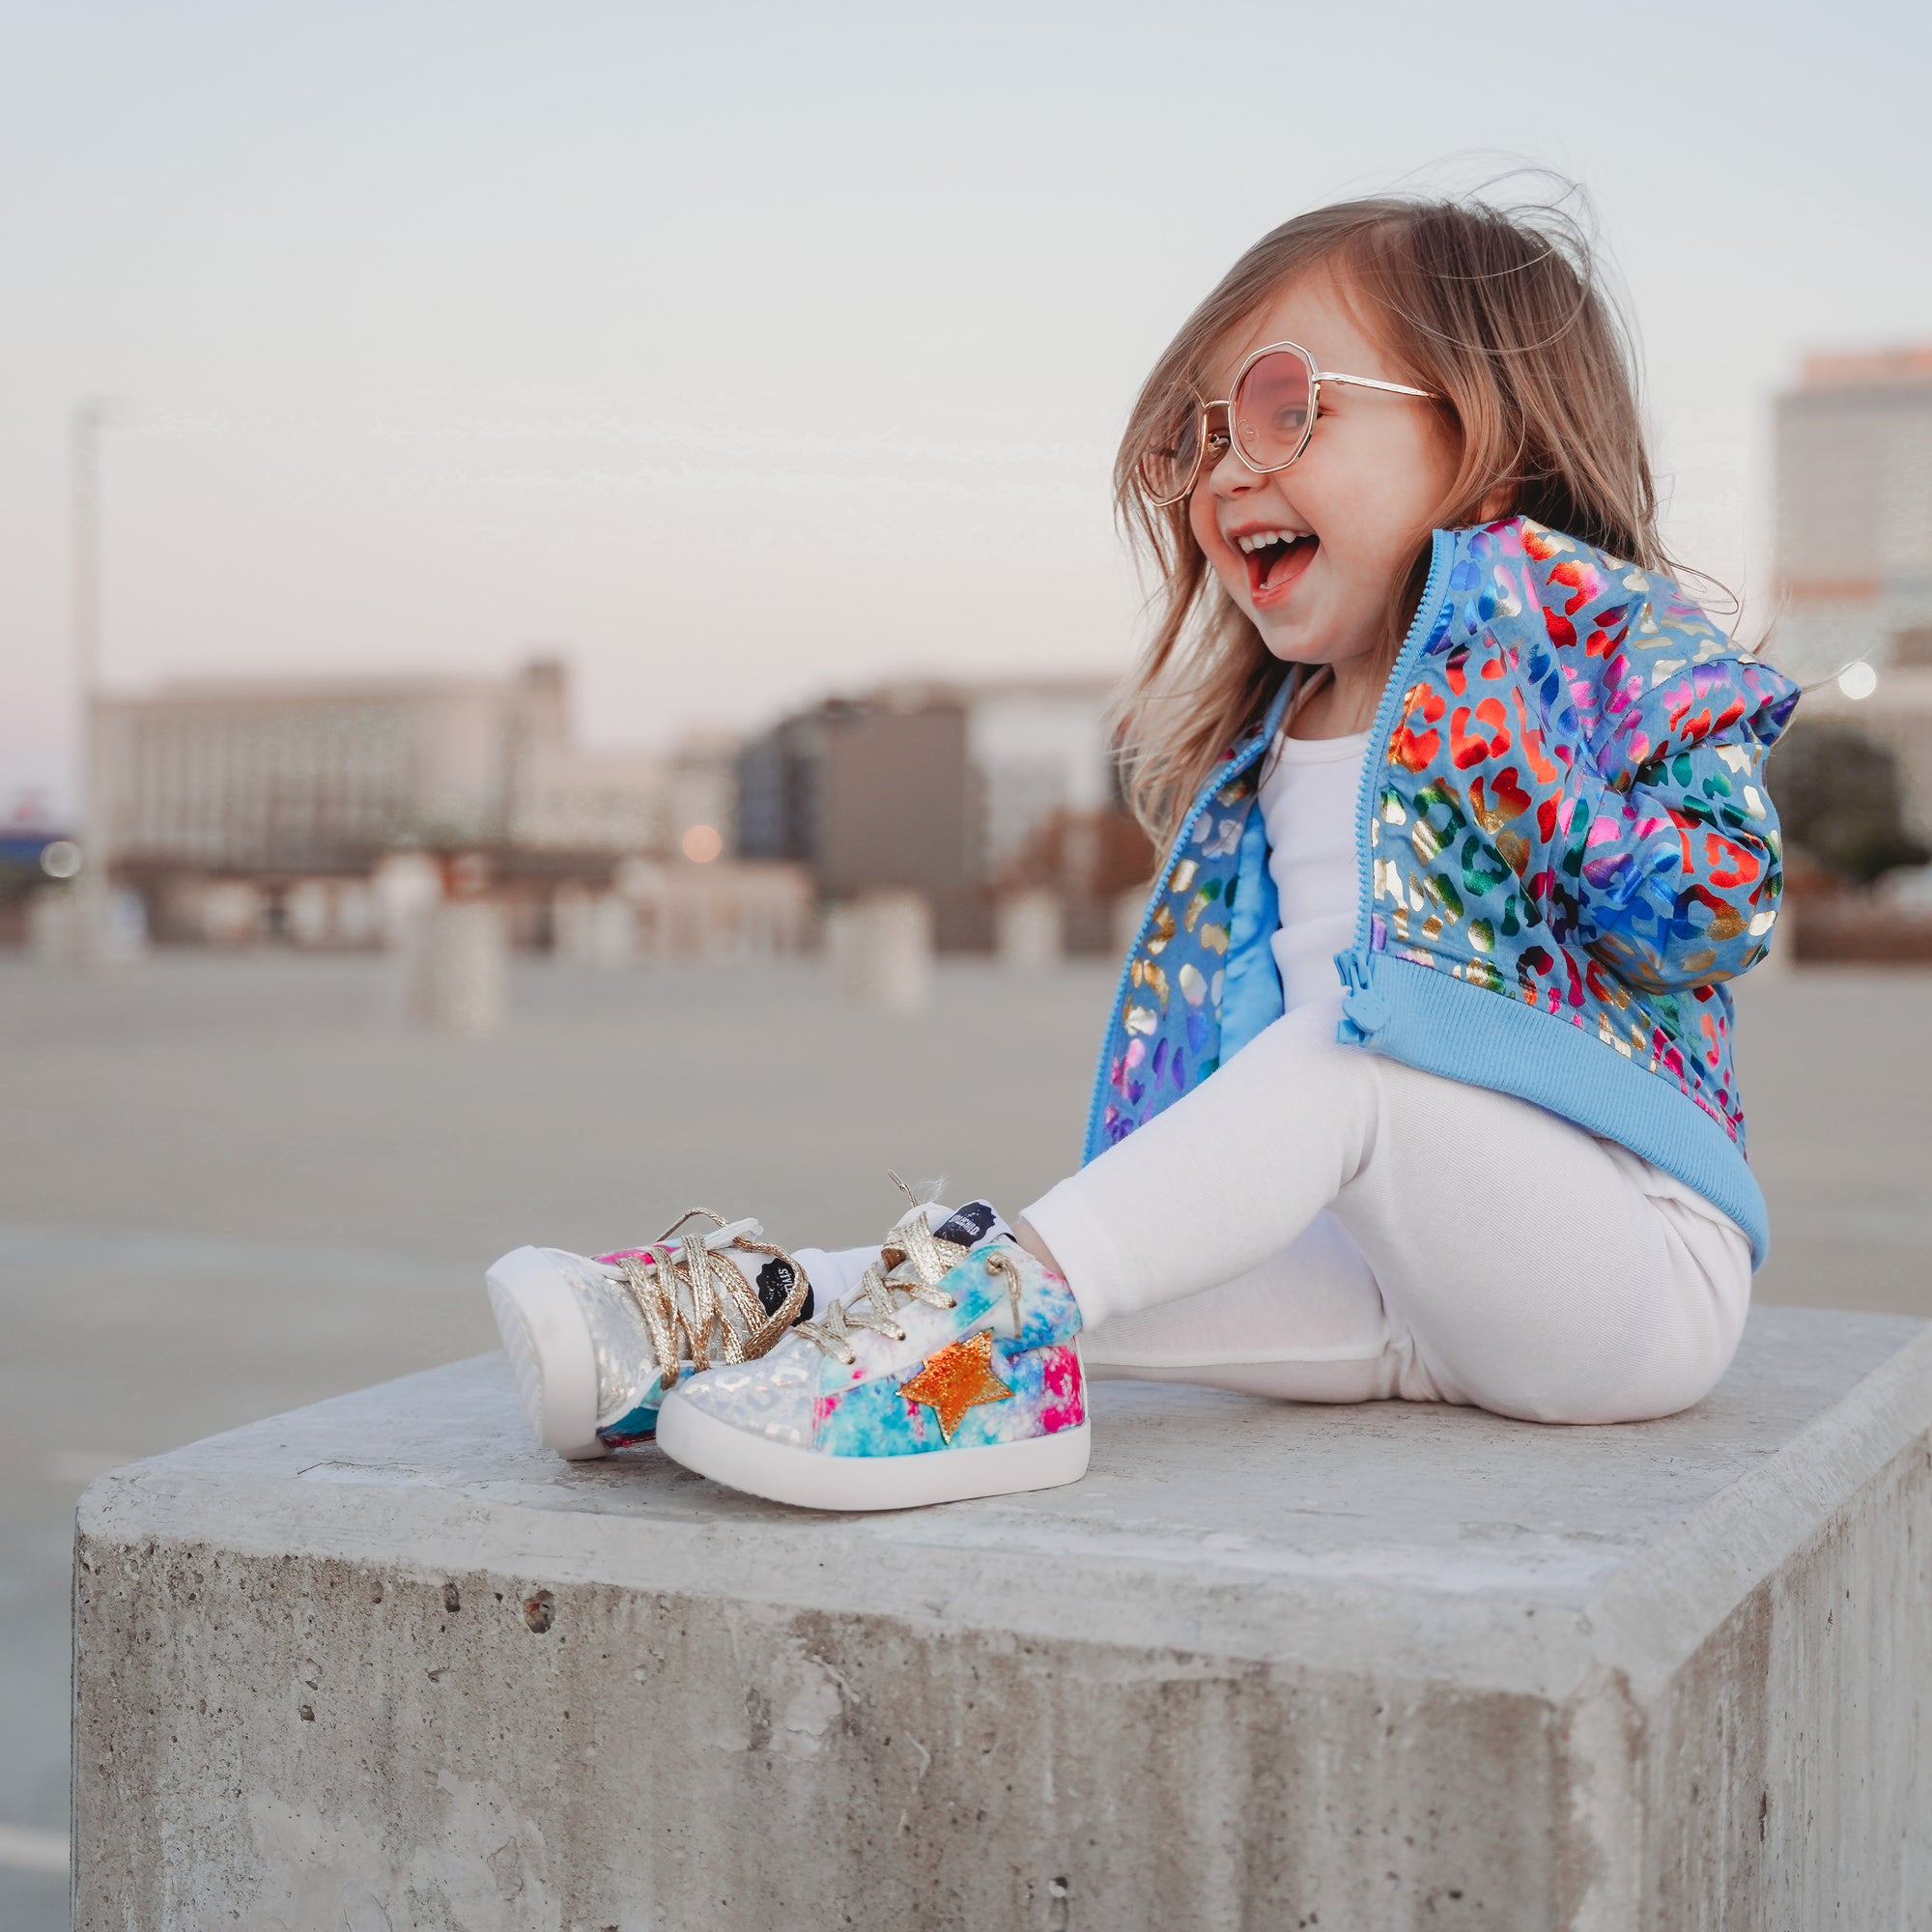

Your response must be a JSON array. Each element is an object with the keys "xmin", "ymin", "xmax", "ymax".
[{"xmin": 1232, "ymin": 350, "xmax": 1313, "ymax": 469}]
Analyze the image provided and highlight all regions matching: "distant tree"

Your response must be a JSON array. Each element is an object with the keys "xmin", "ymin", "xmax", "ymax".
[{"xmin": 1768, "ymin": 724, "xmax": 1929, "ymax": 885}]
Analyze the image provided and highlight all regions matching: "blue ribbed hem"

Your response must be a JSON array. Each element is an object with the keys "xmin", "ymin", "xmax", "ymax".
[{"xmin": 1354, "ymin": 955, "xmax": 1769, "ymax": 1267}]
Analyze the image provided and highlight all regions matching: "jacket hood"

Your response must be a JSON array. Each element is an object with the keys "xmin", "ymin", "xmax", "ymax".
[{"xmin": 1449, "ymin": 518, "xmax": 1797, "ymax": 777}]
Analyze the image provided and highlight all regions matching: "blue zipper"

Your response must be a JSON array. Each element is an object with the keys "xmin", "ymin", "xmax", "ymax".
[
  {"xmin": 1077, "ymin": 688, "xmax": 1290, "ymax": 1165},
  {"xmin": 1083, "ymin": 532, "xmax": 1462, "ymax": 1155},
  {"xmin": 1335, "ymin": 527, "xmax": 1459, "ymax": 1041}
]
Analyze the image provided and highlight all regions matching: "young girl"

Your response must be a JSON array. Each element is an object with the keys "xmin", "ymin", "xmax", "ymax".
[{"xmin": 484, "ymin": 193, "xmax": 1798, "ymax": 1511}]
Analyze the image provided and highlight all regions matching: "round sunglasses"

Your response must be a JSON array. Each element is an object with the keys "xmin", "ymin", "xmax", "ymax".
[{"xmin": 1138, "ymin": 339, "xmax": 1439, "ymax": 508}]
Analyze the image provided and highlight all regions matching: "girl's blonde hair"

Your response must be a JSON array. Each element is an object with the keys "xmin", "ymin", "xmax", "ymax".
[{"xmin": 1115, "ymin": 190, "xmax": 1678, "ymax": 850}]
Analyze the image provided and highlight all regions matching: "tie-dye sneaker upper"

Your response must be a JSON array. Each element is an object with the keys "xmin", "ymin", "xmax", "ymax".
[{"xmin": 669, "ymin": 1231, "xmax": 1086, "ymax": 1459}]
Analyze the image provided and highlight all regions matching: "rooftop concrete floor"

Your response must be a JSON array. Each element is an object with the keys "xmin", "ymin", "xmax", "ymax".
[{"xmin": 3, "ymin": 952, "xmax": 1928, "ymax": 1925}]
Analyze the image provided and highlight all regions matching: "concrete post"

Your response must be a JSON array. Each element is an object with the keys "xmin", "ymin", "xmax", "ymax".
[
  {"xmin": 404, "ymin": 899, "xmax": 506, "ymax": 1035},
  {"xmin": 372, "ymin": 852, "xmax": 441, "ymax": 952},
  {"xmin": 552, "ymin": 886, "xmax": 636, "ymax": 968},
  {"xmin": 825, "ymin": 890, "xmax": 933, "ymax": 1013},
  {"xmin": 27, "ymin": 883, "xmax": 145, "ymax": 965},
  {"xmin": 71, "ymin": 1307, "xmax": 1932, "ymax": 1929},
  {"xmin": 26, "ymin": 887, "xmax": 79, "ymax": 964},
  {"xmin": 995, "ymin": 887, "xmax": 1065, "ymax": 971}
]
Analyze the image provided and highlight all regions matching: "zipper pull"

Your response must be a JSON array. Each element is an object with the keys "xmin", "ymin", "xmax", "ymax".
[{"xmin": 1335, "ymin": 951, "xmax": 1390, "ymax": 1040}]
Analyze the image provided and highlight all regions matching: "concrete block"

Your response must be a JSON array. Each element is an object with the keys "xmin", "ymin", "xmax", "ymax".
[
  {"xmin": 73, "ymin": 1306, "xmax": 1932, "ymax": 1931},
  {"xmin": 823, "ymin": 891, "xmax": 932, "ymax": 1012},
  {"xmin": 403, "ymin": 899, "xmax": 507, "ymax": 1035},
  {"xmin": 996, "ymin": 888, "xmax": 1065, "ymax": 972},
  {"xmin": 551, "ymin": 886, "xmax": 638, "ymax": 969}
]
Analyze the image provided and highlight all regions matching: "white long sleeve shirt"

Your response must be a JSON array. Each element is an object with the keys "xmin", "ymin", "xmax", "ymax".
[{"xmin": 1256, "ymin": 727, "xmax": 1371, "ymax": 1013}]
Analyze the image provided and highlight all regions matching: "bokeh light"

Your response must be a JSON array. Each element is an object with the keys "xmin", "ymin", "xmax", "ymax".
[{"xmin": 39, "ymin": 838, "xmax": 82, "ymax": 879}]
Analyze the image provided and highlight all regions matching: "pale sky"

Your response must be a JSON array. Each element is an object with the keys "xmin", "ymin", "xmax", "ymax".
[{"xmin": 3, "ymin": 0, "xmax": 1928, "ymax": 820}]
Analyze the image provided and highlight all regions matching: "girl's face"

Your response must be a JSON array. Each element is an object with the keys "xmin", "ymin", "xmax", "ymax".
[{"xmin": 1187, "ymin": 270, "xmax": 1460, "ymax": 685}]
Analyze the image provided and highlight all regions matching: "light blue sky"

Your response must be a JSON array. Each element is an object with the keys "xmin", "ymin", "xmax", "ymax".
[{"xmin": 3, "ymin": 1, "xmax": 1927, "ymax": 814}]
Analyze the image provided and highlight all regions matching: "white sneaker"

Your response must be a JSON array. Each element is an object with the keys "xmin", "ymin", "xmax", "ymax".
[
  {"xmin": 484, "ymin": 1210, "xmax": 811, "ymax": 1459},
  {"xmin": 654, "ymin": 1203, "xmax": 1089, "ymax": 1511}
]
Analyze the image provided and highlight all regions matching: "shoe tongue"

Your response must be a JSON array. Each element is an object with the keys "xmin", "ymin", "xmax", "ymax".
[
  {"xmin": 930, "ymin": 1199, "xmax": 1009, "ymax": 1249},
  {"xmin": 753, "ymin": 1251, "xmax": 814, "ymax": 1323}
]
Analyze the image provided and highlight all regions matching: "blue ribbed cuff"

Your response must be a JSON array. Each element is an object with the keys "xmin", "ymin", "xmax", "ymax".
[{"xmin": 1344, "ymin": 953, "xmax": 1770, "ymax": 1266}]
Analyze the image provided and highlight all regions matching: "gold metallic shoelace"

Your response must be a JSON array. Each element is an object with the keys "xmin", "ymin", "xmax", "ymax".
[
  {"xmin": 614, "ymin": 1208, "xmax": 810, "ymax": 1393},
  {"xmin": 794, "ymin": 1177, "xmax": 1023, "ymax": 1366}
]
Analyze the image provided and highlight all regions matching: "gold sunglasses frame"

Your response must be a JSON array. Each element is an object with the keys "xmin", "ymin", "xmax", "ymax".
[{"xmin": 1143, "ymin": 338, "xmax": 1440, "ymax": 508}]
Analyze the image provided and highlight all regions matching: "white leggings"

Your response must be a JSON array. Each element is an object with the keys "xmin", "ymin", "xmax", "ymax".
[{"xmin": 1018, "ymin": 1001, "xmax": 1752, "ymax": 1426}]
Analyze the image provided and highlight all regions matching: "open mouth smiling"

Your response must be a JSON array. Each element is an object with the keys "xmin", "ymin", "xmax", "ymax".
[{"xmin": 1232, "ymin": 526, "xmax": 1319, "ymax": 600}]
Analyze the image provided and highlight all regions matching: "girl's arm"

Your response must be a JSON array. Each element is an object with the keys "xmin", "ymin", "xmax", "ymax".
[{"xmin": 1514, "ymin": 656, "xmax": 1798, "ymax": 992}]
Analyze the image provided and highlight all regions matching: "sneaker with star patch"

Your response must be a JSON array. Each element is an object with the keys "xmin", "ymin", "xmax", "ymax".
[
  {"xmin": 652, "ymin": 1196, "xmax": 1089, "ymax": 1510},
  {"xmin": 484, "ymin": 1209, "xmax": 814, "ymax": 1460}
]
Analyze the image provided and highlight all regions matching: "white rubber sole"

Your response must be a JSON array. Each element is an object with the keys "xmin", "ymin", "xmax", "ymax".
[
  {"xmin": 484, "ymin": 1245, "xmax": 608, "ymax": 1460},
  {"xmin": 654, "ymin": 1396, "xmax": 1091, "ymax": 1511}
]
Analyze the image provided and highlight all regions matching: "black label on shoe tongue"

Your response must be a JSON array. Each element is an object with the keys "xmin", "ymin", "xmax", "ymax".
[
  {"xmin": 934, "ymin": 1201, "xmax": 999, "ymax": 1247},
  {"xmin": 756, "ymin": 1256, "xmax": 814, "ymax": 1323}
]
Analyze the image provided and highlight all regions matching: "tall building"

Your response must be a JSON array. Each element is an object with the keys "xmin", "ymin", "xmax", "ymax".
[
  {"xmin": 737, "ymin": 674, "xmax": 1145, "ymax": 952},
  {"xmin": 1776, "ymin": 347, "xmax": 1932, "ymax": 838},
  {"xmin": 737, "ymin": 687, "xmax": 984, "ymax": 949}
]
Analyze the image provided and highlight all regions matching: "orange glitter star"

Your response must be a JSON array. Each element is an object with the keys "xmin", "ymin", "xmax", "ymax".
[{"xmin": 898, "ymin": 1329, "xmax": 1014, "ymax": 1442}]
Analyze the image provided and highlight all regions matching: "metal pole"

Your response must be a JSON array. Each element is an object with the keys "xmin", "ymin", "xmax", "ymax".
[{"xmin": 71, "ymin": 399, "xmax": 112, "ymax": 967}]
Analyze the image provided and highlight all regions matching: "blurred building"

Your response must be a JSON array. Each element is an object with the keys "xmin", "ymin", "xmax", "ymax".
[
  {"xmin": 737, "ymin": 686, "xmax": 983, "ymax": 948},
  {"xmin": 95, "ymin": 656, "xmax": 670, "ymax": 867},
  {"xmin": 666, "ymin": 728, "xmax": 741, "ymax": 864},
  {"xmin": 1776, "ymin": 346, "xmax": 1932, "ymax": 838},
  {"xmin": 503, "ymin": 658, "xmax": 674, "ymax": 853},
  {"xmin": 79, "ymin": 657, "xmax": 804, "ymax": 958},
  {"xmin": 966, "ymin": 678, "xmax": 1124, "ymax": 878},
  {"xmin": 737, "ymin": 675, "xmax": 1149, "ymax": 952}
]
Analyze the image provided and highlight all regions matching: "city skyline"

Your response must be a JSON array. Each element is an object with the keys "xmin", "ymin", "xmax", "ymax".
[{"xmin": 4, "ymin": 2, "xmax": 1929, "ymax": 818}]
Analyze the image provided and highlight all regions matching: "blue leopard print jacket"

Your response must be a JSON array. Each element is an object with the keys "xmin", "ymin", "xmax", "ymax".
[{"xmin": 1083, "ymin": 516, "xmax": 1801, "ymax": 1264}]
